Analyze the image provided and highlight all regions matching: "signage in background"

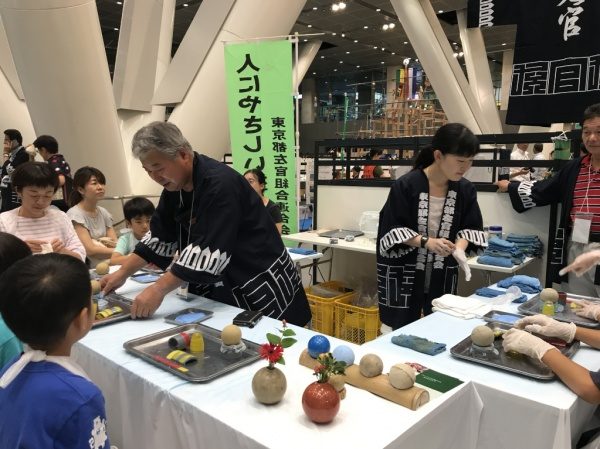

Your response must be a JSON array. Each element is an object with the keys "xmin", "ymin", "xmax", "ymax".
[{"xmin": 225, "ymin": 40, "xmax": 298, "ymax": 235}]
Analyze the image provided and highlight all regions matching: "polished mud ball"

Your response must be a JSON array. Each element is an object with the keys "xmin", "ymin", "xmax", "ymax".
[
  {"xmin": 359, "ymin": 353, "xmax": 383, "ymax": 378},
  {"xmin": 95, "ymin": 262, "xmax": 109, "ymax": 275},
  {"xmin": 389, "ymin": 363, "xmax": 416, "ymax": 390},
  {"xmin": 221, "ymin": 324, "xmax": 242, "ymax": 346},
  {"xmin": 332, "ymin": 345, "xmax": 355, "ymax": 366},
  {"xmin": 307, "ymin": 335, "xmax": 331, "ymax": 358},
  {"xmin": 470, "ymin": 325, "xmax": 494, "ymax": 347}
]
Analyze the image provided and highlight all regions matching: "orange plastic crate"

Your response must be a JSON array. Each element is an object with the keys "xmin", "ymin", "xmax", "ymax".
[
  {"xmin": 305, "ymin": 281, "xmax": 354, "ymax": 336},
  {"xmin": 334, "ymin": 295, "xmax": 380, "ymax": 344}
]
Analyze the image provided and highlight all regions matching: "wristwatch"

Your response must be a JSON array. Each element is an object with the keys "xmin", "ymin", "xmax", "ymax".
[{"xmin": 420, "ymin": 236, "xmax": 429, "ymax": 248}]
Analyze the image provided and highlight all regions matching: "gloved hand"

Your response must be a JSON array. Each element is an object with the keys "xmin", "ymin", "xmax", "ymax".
[
  {"xmin": 502, "ymin": 328, "xmax": 555, "ymax": 361},
  {"xmin": 515, "ymin": 314, "xmax": 576, "ymax": 343},
  {"xmin": 573, "ymin": 300, "xmax": 600, "ymax": 321},
  {"xmin": 452, "ymin": 248, "xmax": 471, "ymax": 282},
  {"xmin": 559, "ymin": 250, "xmax": 600, "ymax": 277}
]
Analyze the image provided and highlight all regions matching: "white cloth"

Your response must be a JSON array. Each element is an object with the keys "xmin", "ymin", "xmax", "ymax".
[
  {"xmin": 0, "ymin": 346, "xmax": 90, "ymax": 388},
  {"xmin": 510, "ymin": 148, "xmax": 531, "ymax": 182},
  {"xmin": 532, "ymin": 152, "xmax": 547, "ymax": 181},
  {"xmin": 431, "ymin": 294, "xmax": 492, "ymax": 319}
]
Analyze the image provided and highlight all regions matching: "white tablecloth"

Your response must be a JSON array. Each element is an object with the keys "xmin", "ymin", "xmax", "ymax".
[
  {"xmin": 73, "ymin": 278, "xmax": 482, "ymax": 449},
  {"xmin": 362, "ymin": 287, "xmax": 600, "ymax": 449}
]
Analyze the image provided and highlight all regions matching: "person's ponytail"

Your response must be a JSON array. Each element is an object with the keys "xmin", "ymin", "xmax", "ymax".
[{"xmin": 413, "ymin": 146, "xmax": 435, "ymax": 169}]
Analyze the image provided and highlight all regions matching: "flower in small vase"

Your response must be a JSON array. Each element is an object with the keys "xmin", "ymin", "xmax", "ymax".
[
  {"xmin": 313, "ymin": 352, "xmax": 347, "ymax": 383},
  {"xmin": 258, "ymin": 320, "xmax": 297, "ymax": 369}
]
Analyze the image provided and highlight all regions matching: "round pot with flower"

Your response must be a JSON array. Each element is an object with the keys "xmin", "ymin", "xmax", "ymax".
[
  {"xmin": 302, "ymin": 353, "xmax": 346, "ymax": 423},
  {"xmin": 252, "ymin": 321, "xmax": 297, "ymax": 405}
]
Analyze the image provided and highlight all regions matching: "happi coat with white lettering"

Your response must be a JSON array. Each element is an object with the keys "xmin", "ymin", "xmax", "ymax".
[
  {"xmin": 506, "ymin": 156, "xmax": 596, "ymax": 285},
  {"xmin": 377, "ymin": 169, "xmax": 486, "ymax": 330},
  {"xmin": 134, "ymin": 153, "xmax": 311, "ymax": 326}
]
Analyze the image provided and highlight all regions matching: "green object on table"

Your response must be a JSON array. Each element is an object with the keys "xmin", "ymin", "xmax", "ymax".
[{"xmin": 416, "ymin": 369, "xmax": 463, "ymax": 393}]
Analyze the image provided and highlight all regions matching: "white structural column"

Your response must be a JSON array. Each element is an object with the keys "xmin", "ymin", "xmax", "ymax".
[
  {"xmin": 294, "ymin": 41, "xmax": 321, "ymax": 91},
  {"xmin": 500, "ymin": 49, "xmax": 514, "ymax": 111},
  {"xmin": 168, "ymin": 0, "xmax": 307, "ymax": 160},
  {"xmin": 301, "ymin": 78, "xmax": 317, "ymax": 124},
  {"xmin": 116, "ymin": 0, "xmax": 175, "ymax": 195},
  {"xmin": 0, "ymin": 15, "xmax": 22, "ymax": 99},
  {"xmin": 153, "ymin": 0, "xmax": 235, "ymax": 105},
  {"xmin": 456, "ymin": 9, "xmax": 503, "ymax": 133},
  {"xmin": 0, "ymin": 0, "xmax": 131, "ymax": 198},
  {"xmin": 389, "ymin": 0, "xmax": 485, "ymax": 134}
]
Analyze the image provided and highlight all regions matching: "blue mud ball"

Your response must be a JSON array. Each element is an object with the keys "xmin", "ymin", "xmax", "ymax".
[
  {"xmin": 307, "ymin": 335, "xmax": 331, "ymax": 358},
  {"xmin": 332, "ymin": 345, "xmax": 355, "ymax": 366}
]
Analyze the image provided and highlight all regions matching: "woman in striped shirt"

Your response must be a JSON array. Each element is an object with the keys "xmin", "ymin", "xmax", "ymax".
[{"xmin": 0, "ymin": 162, "xmax": 85, "ymax": 261}]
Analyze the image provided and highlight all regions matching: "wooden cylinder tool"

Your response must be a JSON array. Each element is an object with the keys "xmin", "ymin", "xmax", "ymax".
[{"xmin": 344, "ymin": 365, "xmax": 429, "ymax": 411}]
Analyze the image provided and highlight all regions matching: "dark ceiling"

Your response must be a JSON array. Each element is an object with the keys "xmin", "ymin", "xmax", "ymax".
[{"xmin": 96, "ymin": 0, "xmax": 515, "ymax": 82}]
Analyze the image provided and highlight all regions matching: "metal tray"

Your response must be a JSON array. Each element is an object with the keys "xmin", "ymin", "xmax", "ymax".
[
  {"xmin": 518, "ymin": 293, "xmax": 600, "ymax": 329},
  {"xmin": 92, "ymin": 293, "xmax": 133, "ymax": 327},
  {"xmin": 450, "ymin": 323, "xmax": 580, "ymax": 380},
  {"xmin": 123, "ymin": 323, "xmax": 261, "ymax": 382},
  {"xmin": 164, "ymin": 308, "xmax": 214, "ymax": 325},
  {"xmin": 482, "ymin": 311, "xmax": 525, "ymax": 326}
]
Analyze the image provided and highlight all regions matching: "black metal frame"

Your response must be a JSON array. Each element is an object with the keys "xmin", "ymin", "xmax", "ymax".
[{"xmin": 310, "ymin": 130, "xmax": 582, "ymax": 287}]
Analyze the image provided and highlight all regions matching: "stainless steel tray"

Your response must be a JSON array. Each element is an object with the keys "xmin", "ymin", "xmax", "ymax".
[
  {"xmin": 123, "ymin": 323, "xmax": 261, "ymax": 382},
  {"xmin": 518, "ymin": 293, "xmax": 600, "ymax": 329},
  {"xmin": 450, "ymin": 323, "xmax": 580, "ymax": 380},
  {"xmin": 92, "ymin": 293, "xmax": 133, "ymax": 327},
  {"xmin": 164, "ymin": 308, "xmax": 214, "ymax": 325}
]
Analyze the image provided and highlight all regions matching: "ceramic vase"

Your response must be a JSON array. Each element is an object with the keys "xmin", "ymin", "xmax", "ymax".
[
  {"xmin": 252, "ymin": 366, "xmax": 287, "ymax": 405},
  {"xmin": 302, "ymin": 381, "xmax": 340, "ymax": 423}
]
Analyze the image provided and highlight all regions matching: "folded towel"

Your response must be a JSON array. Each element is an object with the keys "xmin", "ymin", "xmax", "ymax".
[
  {"xmin": 391, "ymin": 334, "xmax": 446, "ymax": 356},
  {"xmin": 475, "ymin": 287, "xmax": 505, "ymax": 297},
  {"xmin": 488, "ymin": 237, "xmax": 515, "ymax": 249},
  {"xmin": 431, "ymin": 294, "xmax": 492, "ymax": 319},
  {"xmin": 288, "ymin": 247, "xmax": 317, "ymax": 255},
  {"xmin": 497, "ymin": 275, "xmax": 542, "ymax": 293},
  {"xmin": 477, "ymin": 255, "xmax": 514, "ymax": 268},
  {"xmin": 506, "ymin": 233, "xmax": 539, "ymax": 241}
]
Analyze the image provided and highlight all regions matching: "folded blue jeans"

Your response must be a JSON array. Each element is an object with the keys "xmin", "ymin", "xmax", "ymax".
[{"xmin": 477, "ymin": 255, "xmax": 514, "ymax": 268}]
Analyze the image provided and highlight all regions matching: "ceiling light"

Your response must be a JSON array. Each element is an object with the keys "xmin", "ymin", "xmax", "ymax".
[
  {"xmin": 332, "ymin": 4, "xmax": 339, "ymax": 11},
  {"xmin": 339, "ymin": 2, "xmax": 346, "ymax": 9},
  {"xmin": 183, "ymin": 3, "xmax": 188, "ymax": 6},
  {"xmin": 303, "ymin": 39, "xmax": 308, "ymax": 42},
  {"xmin": 114, "ymin": 27, "xmax": 119, "ymax": 31},
  {"xmin": 382, "ymin": 24, "xmax": 389, "ymax": 30},
  {"xmin": 341, "ymin": 33, "xmax": 345, "ymax": 37},
  {"xmin": 353, "ymin": 39, "xmax": 358, "ymax": 43},
  {"xmin": 372, "ymin": 82, "xmax": 376, "ymax": 85},
  {"xmin": 381, "ymin": 47, "xmax": 385, "ymax": 51},
  {"xmin": 307, "ymin": 24, "xmax": 312, "ymax": 28},
  {"xmin": 116, "ymin": 1, "xmax": 122, "ymax": 4},
  {"xmin": 415, "ymin": 58, "xmax": 419, "ymax": 62},
  {"xmin": 403, "ymin": 41, "xmax": 408, "ymax": 45},
  {"xmin": 389, "ymin": 23, "xmax": 395, "ymax": 29},
  {"xmin": 376, "ymin": 8, "xmax": 381, "ymax": 12},
  {"xmin": 438, "ymin": 10, "xmax": 444, "ymax": 13},
  {"xmin": 458, "ymin": 51, "xmax": 464, "ymax": 57},
  {"xmin": 364, "ymin": 25, "xmax": 369, "ymax": 29},
  {"xmin": 453, "ymin": 52, "xmax": 459, "ymax": 57},
  {"xmin": 392, "ymin": 52, "xmax": 396, "ymax": 55},
  {"xmin": 339, "ymin": 61, "xmax": 343, "ymax": 64},
  {"xmin": 373, "ymin": 46, "xmax": 378, "ymax": 49},
  {"xmin": 502, "ymin": 42, "xmax": 507, "ymax": 46},
  {"xmin": 312, "ymin": 72, "xmax": 316, "ymax": 75},
  {"xmin": 356, "ymin": 65, "xmax": 360, "ymax": 68},
  {"xmin": 403, "ymin": 58, "xmax": 410, "ymax": 65},
  {"xmin": 346, "ymin": 51, "xmax": 350, "ymax": 54},
  {"xmin": 313, "ymin": 6, "xmax": 318, "ymax": 10},
  {"xmin": 334, "ymin": 68, "xmax": 338, "ymax": 71},
  {"xmin": 320, "ymin": 56, "xmax": 325, "ymax": 59},
  {"xmin": 332, "ymin": 32, "xmax": 337, "ymax": 35}
]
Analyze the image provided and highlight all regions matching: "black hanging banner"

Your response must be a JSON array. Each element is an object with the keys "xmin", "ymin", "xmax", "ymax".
[
  {"xmin": 507, "ymin": 1, "xmax": 600, "ymax": 125},
  {"xmin": 467, "ymin": 0, "xmax": 600, "ymax": 126},
  {"xmin": 467, "ymin": 0, "xmax": 519, "ymax": 28}
]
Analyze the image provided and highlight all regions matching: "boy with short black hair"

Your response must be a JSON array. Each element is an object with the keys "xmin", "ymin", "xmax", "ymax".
[
  {"xmin": 0, "ymin": 253, "xmax": 111, "ymax": 448},
  {"xmin": 1, "ymin": 128, "xmax": 27, "ymax": 212},
  {"xmin": 33, "ymin": 134, "xmax": 72, "ymax": 211},
  {"xmin": 110, "ymin": 196, "xmax": 155, "ymax": 265}
]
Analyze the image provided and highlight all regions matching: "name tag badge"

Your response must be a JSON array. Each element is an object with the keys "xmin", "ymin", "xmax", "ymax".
[{"xmin": 573, "ymin": 213, "xmax": 593, "ymax": 244}]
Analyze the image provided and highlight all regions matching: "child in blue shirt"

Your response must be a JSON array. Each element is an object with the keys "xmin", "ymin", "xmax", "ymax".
[
  {"xmin": 0, "ymin": 232, "xmax": 31, "ymax": 369},
  {"xmin": 110, "ymin": 196, "xmax": 155, "ymax": 266},
  {"xmin": 0, "ymin": 253, "xmax": 111, "ymax": 448}
]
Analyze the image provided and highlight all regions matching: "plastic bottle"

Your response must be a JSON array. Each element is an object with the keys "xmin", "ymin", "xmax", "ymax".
[{"xmin": 542, "ymin": 301, "xmax": 555, "ymax": 316}]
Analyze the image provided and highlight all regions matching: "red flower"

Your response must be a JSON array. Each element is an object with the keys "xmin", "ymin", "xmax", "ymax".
[{"xmin": 259, "ymin": 343, "xmax": 284, "ymax": 364}]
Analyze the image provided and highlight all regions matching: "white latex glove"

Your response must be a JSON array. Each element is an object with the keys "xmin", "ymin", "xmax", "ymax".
[
  {"xmin": 515, "ymin": 314, "xmax": 576, "ymax": 343},
  {"xmin": 559, "ymin": 250, "xmax": 600, "ymax": 277},
  {"xmin": 572, "ymin": 300, "xmax": 600, "ymax": 321},
  {"xmin": 502, "ymin": 328, "xmax": 555, "ymax": 361},
  {"xmin": 452, "ymin": 248, "xmax": 471, "ymax": 282}
]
